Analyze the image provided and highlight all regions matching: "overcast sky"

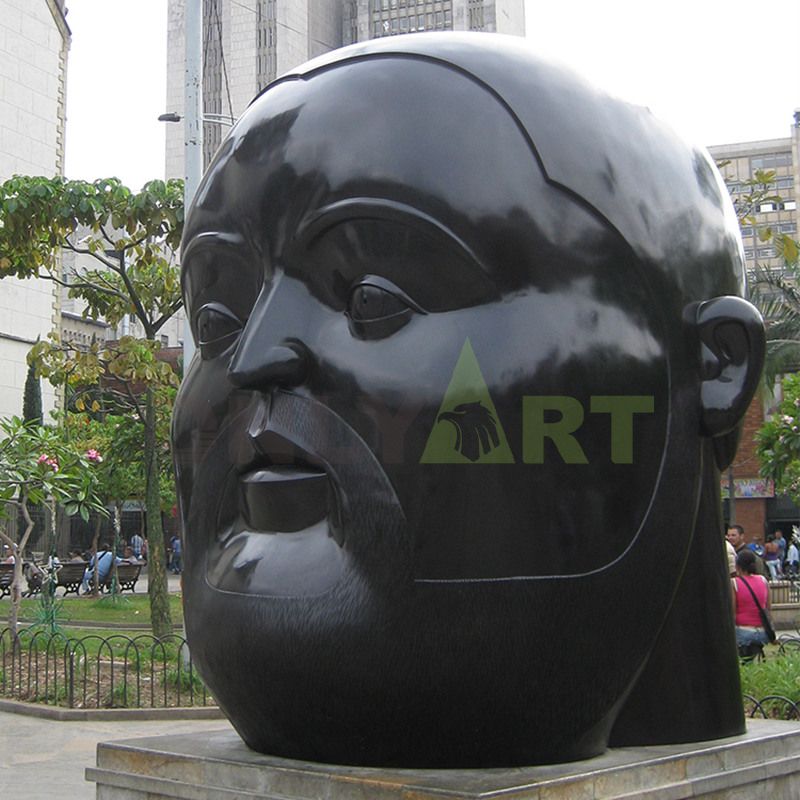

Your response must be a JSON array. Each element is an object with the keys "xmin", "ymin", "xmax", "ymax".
[{"xmin": 64, "ymin": 0, "xmax": 799, "ymax": 191}]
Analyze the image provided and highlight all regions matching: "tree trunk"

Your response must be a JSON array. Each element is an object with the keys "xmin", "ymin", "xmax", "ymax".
[
  {"xmin": 89, "ymin": 515, "xmax": 101, "ymax": 596},
  {"xmin": 38, "ymin": 497, "xmax": 59, "ymax": 631},
  {"xmin": 8, "ymin": 495, "xmax": 35, "ymax": 641},
  {"xmin": 144, "ymin": 386, "xmax": 172, "ymax": 638},
  {"xmin": 110, "ymin": 503, "xmax": 122, "ymax": 597}
]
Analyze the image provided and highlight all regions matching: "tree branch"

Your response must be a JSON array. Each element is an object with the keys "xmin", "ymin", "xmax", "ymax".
[{"xmin": 152, "ymin": 300, "xmax": 184, "ymax": 334}]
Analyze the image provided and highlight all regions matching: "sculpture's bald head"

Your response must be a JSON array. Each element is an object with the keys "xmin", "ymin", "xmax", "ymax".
[{"xmin": 173, "ymin": 34, "xmax": 763, "ymax": 767}]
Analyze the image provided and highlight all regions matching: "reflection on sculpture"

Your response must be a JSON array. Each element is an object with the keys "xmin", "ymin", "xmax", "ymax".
[{"xmin": 172, "ymin": 33, "xmax": 765, "ymax": 767}]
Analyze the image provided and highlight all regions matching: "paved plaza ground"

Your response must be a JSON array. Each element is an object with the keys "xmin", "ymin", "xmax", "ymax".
[
  {"xmin": 0, "ymin": 566, "xmax": 197, "ymax": 796},
  {"xmin": 0, "ymin": 710, "xmax": 233, "ymax": 797}
]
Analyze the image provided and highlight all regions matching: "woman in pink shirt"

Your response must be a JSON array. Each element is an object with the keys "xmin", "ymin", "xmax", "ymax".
[{"xmin": 732, "ymin": 548, "xmax": 771, "ymax": 650}]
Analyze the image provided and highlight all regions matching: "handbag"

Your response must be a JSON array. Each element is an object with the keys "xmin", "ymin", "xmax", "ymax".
[{"xmin": 739, "ymin": 575, "xmax": 777, "ymax": 643}]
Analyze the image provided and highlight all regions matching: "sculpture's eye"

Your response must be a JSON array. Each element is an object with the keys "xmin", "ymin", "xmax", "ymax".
[
  {"xmin": 349, "ymin": 284, "xmax": 407, "ymax": 321},
  {"xmin": 346, "ymin": 276, "xmax": 423, "ymax": 340},
  {"xmin": 195, "ymin": 302, "xmax": 242, "ymax": 359}
]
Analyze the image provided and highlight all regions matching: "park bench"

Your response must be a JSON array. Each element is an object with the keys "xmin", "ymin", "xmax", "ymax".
[
  {"xmin": 56, "ymin": 562, "xmax": 89, "ymax": 596},
  {"xmin": 101, "ymin": 562, "xmax": 142, "ymax": 594},
  {"xmin": 0, "ymin": 561, "xmax": 49, "ymax": 598},
  {"xmin": 15, "ymin": 561, "xmax": 87, "ymax": 597}
]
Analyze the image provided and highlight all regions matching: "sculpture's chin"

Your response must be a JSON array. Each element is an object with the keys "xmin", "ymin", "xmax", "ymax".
[{"xmin": 206, "ymin": 520, "xmax": 347, "ymax": 597}]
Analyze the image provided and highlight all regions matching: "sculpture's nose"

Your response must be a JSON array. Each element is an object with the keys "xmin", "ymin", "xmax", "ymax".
[{"xmin": 228, "ymin": 343, "xmax": 307, "ymax": 389}]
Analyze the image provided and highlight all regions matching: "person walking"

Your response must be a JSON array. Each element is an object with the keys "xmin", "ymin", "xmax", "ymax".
[
  {"xmin": 787, "ymin": 537, "xmax": 800, "ymax": 579},
  {"xmin": 130, "ymin": 532, "xmax": 144, "ymax": 561},
  {"xmin": 169, "ymin": 534, "xmax": 182, "ymax": 574},
  {"xmin": 764, "ymin": 535, "xmax": 783, "ymax": 581}
]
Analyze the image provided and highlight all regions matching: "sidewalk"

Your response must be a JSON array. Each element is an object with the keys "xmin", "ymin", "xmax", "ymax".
[
  {"xmin": 0, "ymin": 568, "xmax": 209, "ymax": 796},
  {"xmin": 136, "ymin": 567, "xmax": 183, "ymax": 595},
  {"xmin": 0, "ymin": 709, "xmax": 232, "ymax": 798}
]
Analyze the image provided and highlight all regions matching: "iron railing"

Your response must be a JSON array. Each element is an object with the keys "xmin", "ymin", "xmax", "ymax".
[{"xmin": 0, "ymin": 628, "xmax": 213, "ymax": 709}]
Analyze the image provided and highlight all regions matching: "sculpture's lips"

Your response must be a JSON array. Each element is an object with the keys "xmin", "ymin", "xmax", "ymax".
[{"xmin": 239, "ymin": 466, "xmax": 329, "ymax": 532}]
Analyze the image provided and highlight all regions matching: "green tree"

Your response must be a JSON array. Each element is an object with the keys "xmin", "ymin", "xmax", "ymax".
[
  {"xmin": 0, "ymin": 176, "xmax": 183, "ymax": 637},
  {"xmin": 756, "ymin": 373, "xmax": 800, "ymax": 507},
  {"xmin": 0, "ymin": 417, "xmax": 106, "ymax": 638},
  {"xmin": 22, "ymin": 356, "xmax": 42, "ymax": 426},
  {"xmin": 62, "ymin": 403, "xmax": 176, "ymax": 599},
  {"xmin": 749, "ymin": 242, "xmax": 800, "ymax": 385},
  {"xmin": 718, "ymin": 164, "xmax": 800, "ymax": 384}
]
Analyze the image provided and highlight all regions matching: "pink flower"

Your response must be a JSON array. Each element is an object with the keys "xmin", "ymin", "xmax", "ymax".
[
  {"xmin": 86, "ymin": 449, "xmax": 103, "ymax": 463},
  {"xmin": 37, "ymin": 454, "xmax": 59, "ymax": 471}
]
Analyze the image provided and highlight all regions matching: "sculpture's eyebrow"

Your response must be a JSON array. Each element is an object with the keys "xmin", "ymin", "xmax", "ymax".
[
  {"xmin": 180, "ymin": 231, "xmax": 253, "ymax": 296},
  {"xmin": 293, "ymin": 198, "xmax": 488, "ymax": 277},
  {"xmin": 182, "ymin": 231, "xmax": 249, "ymax": 268}
]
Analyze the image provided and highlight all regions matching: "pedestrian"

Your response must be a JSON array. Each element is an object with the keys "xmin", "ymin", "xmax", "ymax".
[
  {"xmin": 169, "ymin": 534, "xmax": 182, "ymax": 574},
  {"xmin": 787, "ymin": 538, "xmax": 800, "ymax": 579},
  {"xmin": 726, "ymin": 524, "xmax": 769, "ymax": 579},
  {"xmin": 81, "ymin": 542, "xmax": 118, "ymax": 593},
  {"xmin": 732, "ymin": 548, "xmax": 772, "ymax": 658},
  {"xmin": 764, "ymin": 535, "xmax": 783, "ymax": 581}
]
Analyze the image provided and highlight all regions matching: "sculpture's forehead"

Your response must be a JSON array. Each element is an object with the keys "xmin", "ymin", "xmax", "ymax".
[
  {"xmin": 188, "ymin": 56, "xmax": 631, "ymax": 303},
  {"xmin": 198, "ymin": 56, "xmax": 546, "ymax": 226}
]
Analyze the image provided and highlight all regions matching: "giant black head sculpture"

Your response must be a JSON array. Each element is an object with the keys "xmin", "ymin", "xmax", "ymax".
[{"xmin": 172, "ymin": 33, "xmax": 765, "ymax": 768}]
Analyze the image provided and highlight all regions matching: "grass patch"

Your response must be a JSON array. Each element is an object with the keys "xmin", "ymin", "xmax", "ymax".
[
  {"xmin": 740, "ymin": 649, "xmax": 800, "ymax": 701},
  {"xmin": 10, "ymin": 593, "xmax": 183, "ymax": 626}
]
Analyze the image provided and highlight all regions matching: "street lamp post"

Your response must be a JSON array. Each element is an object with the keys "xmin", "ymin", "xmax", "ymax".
[{"xmin": 183, "ymin": 0, "xmax": 203, "ymax": 368}]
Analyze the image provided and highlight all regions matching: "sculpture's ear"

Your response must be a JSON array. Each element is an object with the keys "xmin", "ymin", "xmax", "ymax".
[{"xmin": 687, "ymin": 296, "xmax": 765, "ymax": 469}]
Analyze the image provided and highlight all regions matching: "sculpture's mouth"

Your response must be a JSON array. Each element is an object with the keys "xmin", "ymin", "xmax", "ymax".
[
  {"xmin": 205, "ymin": 429, "xmax": 347, "ymax": 597},
  {"xmin": 239, "ymin": 465, "xmax": 331, "ymax": 533}
]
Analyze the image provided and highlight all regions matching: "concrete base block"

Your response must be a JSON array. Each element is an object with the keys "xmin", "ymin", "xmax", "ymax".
[{"xmin": 87, "ymin": 719, "xmax": 800, "ymax": 799}]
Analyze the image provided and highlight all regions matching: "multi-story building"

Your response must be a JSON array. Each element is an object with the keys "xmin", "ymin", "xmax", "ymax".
[
  {"xmin": 708, "ymin": 115, "xmax": 800, "ymax": 277},
  {"xmin": 344, "ymin": 0, "xmax": 525, "ymax": 43},
  {"xmin": 165, "ymin": 0, "xmax": 525, "ymax": 177},
  {"xmin": 708, "ymin": 112, "xmax": 800, "ymax": 545},
  {"xmin": 0, "ymin": 0, "xmax": 69, "ymax": 420}
]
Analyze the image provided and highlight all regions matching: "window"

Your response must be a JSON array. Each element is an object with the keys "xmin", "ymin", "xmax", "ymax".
[
  {"xmin": 161, "ymin": 335, "xmax": 170, "ymax": 347},
  {"xmin": 751, "ymin": 152, "xmax": 792, "ymax": 170}
]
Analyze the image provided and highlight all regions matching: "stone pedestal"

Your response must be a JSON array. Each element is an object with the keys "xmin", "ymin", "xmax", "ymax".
[{"xmin": 87, "ymin": 719, "xmax": 800, "ymax": 799}]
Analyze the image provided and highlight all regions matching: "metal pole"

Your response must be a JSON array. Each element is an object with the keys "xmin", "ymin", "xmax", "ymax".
[
  {"xmin": 183, "ymin": 0, "xmax": 202, "ymax": 368},
  {"xmin": 180, "ymin": 0, "xmax": 203, "ymax": 670}
]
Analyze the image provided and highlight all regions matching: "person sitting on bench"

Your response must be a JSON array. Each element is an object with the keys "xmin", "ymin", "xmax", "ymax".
[{"xmin": 81, "ymin": 543, "xmax": 118, "ymax": 594}]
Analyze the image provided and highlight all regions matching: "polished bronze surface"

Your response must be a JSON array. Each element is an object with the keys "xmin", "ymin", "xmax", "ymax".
[{"xmin": 173, "ymin": 33, "xmax": 764, "ymax": 767}]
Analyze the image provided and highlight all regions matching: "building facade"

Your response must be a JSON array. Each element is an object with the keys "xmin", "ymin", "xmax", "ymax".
[
  {"xmin": 344, "ymin": 0, "xmax": 524, "ymax": 43},
  {"xmin": 0, "ymin": 0, "xmax": 69, "ymax": 420},
  {"xmin": 709, "ymin": 112, "xmax": 800, "ymax": 545},
  {"xmin": 165, "ymin": 0, "xmax": 525, "ymax": 178},
  {"xmin": 708, "ymin": 116, "xmax": 800, "ymax": 277}
]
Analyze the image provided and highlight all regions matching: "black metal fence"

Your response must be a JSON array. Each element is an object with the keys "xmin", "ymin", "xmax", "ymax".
[
  {"xmin": 745, "ymin": 694, "xmax": 800, "ymax": 719},
  {"xmin": 0, "ymin": 628, "xmax": 213, "ymax": 709}
]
